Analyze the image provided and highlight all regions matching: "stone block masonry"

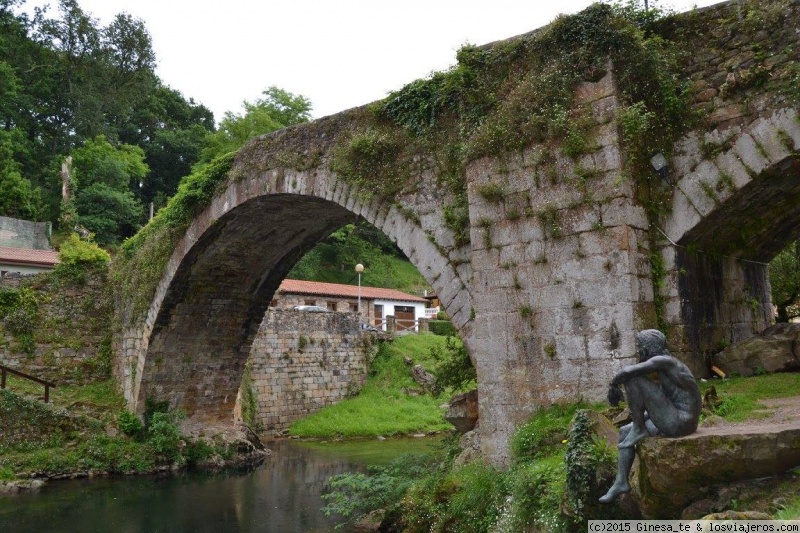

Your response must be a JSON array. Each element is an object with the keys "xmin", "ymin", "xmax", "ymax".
[
  {"xmin": 241, "ymin": 309, "xmax": 373, "ymax": 433},
  {"xmin": 467, "ymin": 69, "xmax": 647, "ymax": 464},
  {"xmin": 0, "ymin": 269, "xmax": 112, "ymax": 385}
]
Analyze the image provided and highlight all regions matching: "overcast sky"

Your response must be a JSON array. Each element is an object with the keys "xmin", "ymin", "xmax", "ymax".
[{"xmin": 25, "ymin": 0, "xmax": 724, "ymax": 122}]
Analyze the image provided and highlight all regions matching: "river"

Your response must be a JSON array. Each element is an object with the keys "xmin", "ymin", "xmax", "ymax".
[{"xmin": 0, "ymin": 437, "xmax": 439, "ymax": 533}]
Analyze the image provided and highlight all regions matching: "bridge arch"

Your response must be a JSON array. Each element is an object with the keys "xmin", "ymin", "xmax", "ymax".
[
  {"xmin": 125, "ymin": 160, "xmax": 473, "ymax": 433},
  {"xmin": 659, "ymin": 106, "xmax": 800, "ymax": 369}
]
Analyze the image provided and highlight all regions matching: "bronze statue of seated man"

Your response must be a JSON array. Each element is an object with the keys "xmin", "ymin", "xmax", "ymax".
[{"xmin": 599, "ymin": 329, "xmax": 701, "ymax": 504}]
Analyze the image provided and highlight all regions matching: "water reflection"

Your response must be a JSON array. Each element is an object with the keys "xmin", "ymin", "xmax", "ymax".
[{"xmin": 0, "ymin": 438, "xmax": 438, "ymax": 533}]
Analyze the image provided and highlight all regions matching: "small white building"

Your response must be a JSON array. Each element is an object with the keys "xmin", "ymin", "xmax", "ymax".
[
  {"xmin": 273, "ymin": 278, "xmax": 429, "ymax": 332},
  {"xmin": 0, "ymin": 217, "xmax": 58, "ymax": 278},
  {"xmin": 0, "ymin": 246, "xmax": 59, "ymax": 277}
]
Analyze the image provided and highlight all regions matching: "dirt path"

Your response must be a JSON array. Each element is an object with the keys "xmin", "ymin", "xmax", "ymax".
[{"xmin": 698, "ymin": 395, "xmax": 800, "ymax": 436}]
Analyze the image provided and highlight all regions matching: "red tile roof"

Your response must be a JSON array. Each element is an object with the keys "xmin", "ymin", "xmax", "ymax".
[
  {"xmin": 0, "ymin": 246, "xmax": 59, "ymax": 267},
  {"xmin": 279, "ymin": 278, "xmax": 427, "ymax": 303}
]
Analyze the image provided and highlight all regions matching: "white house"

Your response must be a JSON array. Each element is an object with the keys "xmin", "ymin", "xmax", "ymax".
[
  {"xmin": 0, "ymin": 247, "xmax": 59, "ymax": 277},
  {"xmin": 273, "ymin": 278, "xmax": 429, "ymax": 332}
]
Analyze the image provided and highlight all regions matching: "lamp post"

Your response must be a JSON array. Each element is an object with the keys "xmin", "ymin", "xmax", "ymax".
[{"xmin": 355, "ymin": 263, "xmax": 364, "ymax": 317}]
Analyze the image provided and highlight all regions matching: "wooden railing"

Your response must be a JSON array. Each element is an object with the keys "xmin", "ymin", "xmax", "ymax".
[{"xmin": 0, "ymin": 364, "xmax": 56, "ymax": 403}]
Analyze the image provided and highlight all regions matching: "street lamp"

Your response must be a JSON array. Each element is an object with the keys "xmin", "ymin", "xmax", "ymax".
[
  {"xmin": 650, "ymin": 152, "xmax": 670, "ymax": 184},
  {"xmin": 355, "ymin": 263, "xmax": 364, "ymax": 316}
]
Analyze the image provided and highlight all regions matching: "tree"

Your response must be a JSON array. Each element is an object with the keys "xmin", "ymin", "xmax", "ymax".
[
  {"xmin": 73, "ymin": 182, "xmax": 143, "ymax": 244},
  {"xmin": 198, "ymin": 86, "xmax": 312, "ymax": 165},
  {"xmin": 770, "ymin": 241, "xmax": 800, "ymax": 322},
  {"xmin": 0, "ymin": 130, "xmax": 40, "ymax": 219},
  {"xmin": 69, "ymin": 135, "xmax": 147, "ymax": 243},
  {"xmin": 119, "ymin": 85, "xmax": 215, "ymax": 208},
  {"xmin": 288, "ymin": 222, "xmax": 400, "ymax": 287}
]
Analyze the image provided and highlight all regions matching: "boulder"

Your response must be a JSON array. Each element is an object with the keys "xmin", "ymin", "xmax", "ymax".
[
  {"xmin": 445, "ymin": 389, "xmax": 478, "ymax": 433},
  {"xmin": 411, "ymin": 364, "xmax": 435, "ymax": 388},
  {"xmin": 631, "ymin": 421, "xmax": 800, "ymax": 518},
  {"xmin": 453, "ymin": 428, "xmax": 482, "ymax": 467},
  {"xmin": 712, "ymin": 323, "xmax": 800, "ymax": 377}
]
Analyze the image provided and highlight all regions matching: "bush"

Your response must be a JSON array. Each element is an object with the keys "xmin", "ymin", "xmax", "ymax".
[
  {"xmin": 430, "ymin": 335, "xmax": 476, "ymax": 395},
  {"xmin": 118, "ymin": 410, "xmax": 144, "ymax": 439},
  {"xmin": 58, "ymin": 233, "xmax": 110, "ymax": 265},
  {"xmin": 505, "ymin": 455, "xmax": 570, "ymax": 532},
  {"xmin": 146, "ymin": 411, "xmax": 184, "ymax": 462},
  {"xmin": 429, "ymin": 319, "xmax": 456, "ymax": 336},
  {"xmin": 400, "ymin": 462, "xmax": 506, "ymax": 533},
  {"xmin": 323, "ymin": 453, "xmax": 438, "ymax": 529}
]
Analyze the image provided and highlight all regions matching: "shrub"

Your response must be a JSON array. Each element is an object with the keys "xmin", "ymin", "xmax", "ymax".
[
  {"xmin": 323, "ymin": 453, "xmax": 440, "ymax": 530},
  {"xmin": 400, "ymin": 461, "xmax": 506, "ymax": 533},
  {"xmin": 146, "ymin": 411, "xmax": 184, "ymax": 462},
  {"xmin": 57, "ymin": 233, "xmax": 111, "ymax": 265},
  {"xmin": 429, "ymin": 319, "xmax": 456, "ymax": 336},
  {"xmin": 118, "ymin": 410, "xmax": 144, "ymax": 439},
  {"xmin": 430, "ymin": 335, "xmax": 476, "ymax": 395}
]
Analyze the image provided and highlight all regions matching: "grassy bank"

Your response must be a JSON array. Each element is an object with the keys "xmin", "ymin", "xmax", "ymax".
[
  {"xmin": 288, "ymin": 334, "xmax": 466, "ymax": 438},
  {"xmin": 323, "ymin": 370, "xmax": 800, "ymax": 531},
  {"xmin": 700, "ymin": 372, "xmax": 800, "ymax": 422},
  {"xmin": 0, "ymin": 377, "xmax": 242, "ymax": 480}
]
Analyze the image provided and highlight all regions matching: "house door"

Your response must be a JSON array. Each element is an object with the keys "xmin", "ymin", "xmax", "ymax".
[
  {"xmin": 395, "ymin": 306, "xmax": 415, "ymax": 331},
  {"xmin": 374, "ymin": 305, "xmax": 383, "ymax": 327}
]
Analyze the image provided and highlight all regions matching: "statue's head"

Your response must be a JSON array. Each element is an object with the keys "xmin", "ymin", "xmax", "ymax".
[{"xmin": 635, "ymin": 329, "xmax": 667, "ymax": 362}]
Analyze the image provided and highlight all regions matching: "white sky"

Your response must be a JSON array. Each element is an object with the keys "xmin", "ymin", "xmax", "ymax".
[{"xmin": 25, "ymin": 0, "xmax": 724, "ymax": 122}]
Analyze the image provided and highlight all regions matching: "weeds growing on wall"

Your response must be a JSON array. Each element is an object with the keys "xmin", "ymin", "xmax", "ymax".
[
  {"xmin": 329, "ymin": 1, "xmax": 696, "ymax": 249},
  {"xmin": 111, "ymin": 153, "xmax": 235, "ymax": 324},
  {"xmin": 0, "ymin": 286, "xmax": 39, "ymax": 354}
]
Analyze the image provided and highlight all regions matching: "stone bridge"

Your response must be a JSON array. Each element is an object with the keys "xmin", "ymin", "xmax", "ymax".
[{"xmin": 112, "ymin": 0, "xmax": 800, "ymax": 465}]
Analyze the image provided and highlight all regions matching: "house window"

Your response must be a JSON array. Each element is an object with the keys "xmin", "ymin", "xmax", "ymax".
[
  {"xmin": 304, "ymin": 299, "xmax": 316, "ymax": 306},
  {"xmin": 350, "ymin": 302, "xmax": 358, "ymax": 313},
  {"xmin": 327, "ymin": 301, "xmax": 337, "ymax": 311}
]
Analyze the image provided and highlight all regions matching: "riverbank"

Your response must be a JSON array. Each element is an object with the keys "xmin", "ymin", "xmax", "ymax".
[
  {"xmin": 321, "ymin": 372, "xmax": 800, "ymax": 531},
  {"xmin": 0, "ymin": 330, "xmax": 462, "ymax": 492},
  {"xmin": 0, "ymin": 380, "xmax": 266, "ymax": 490}
]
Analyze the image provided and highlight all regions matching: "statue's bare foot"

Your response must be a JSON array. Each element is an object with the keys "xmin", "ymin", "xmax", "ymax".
[
  {"xmin": 617, "ymin": 426, "xmax": 648, "ymax": 448},
  {"xmin": 599, "ymin": 481, "xmax": 631, "ymax": 504}
]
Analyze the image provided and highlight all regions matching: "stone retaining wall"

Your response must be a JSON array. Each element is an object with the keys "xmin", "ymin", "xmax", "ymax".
[
  {"xmin": 0, "ymin": 269, "xmax": 111, "ymax": 385},
  {"xmin": 241, "ymin": 309, "xmax": 374, "ymax": 433}
]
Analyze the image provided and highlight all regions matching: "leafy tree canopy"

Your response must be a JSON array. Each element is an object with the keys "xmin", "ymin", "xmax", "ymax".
[
  {"xmin": 0, "ymin": 0, "xmax": 215, "ymax": 228},
  {"xmin": 198, "ymin": 86, "xmax": 312, "ymax": 165},
  {"xmin": 71, "ymin": 134, "xmax": 148, "ymax": 191},
  {"xmin": 70, "ymin": 135, "xmax": 147, "ymax": 244},
  {"xmin": 0, "ymin": 130, "xmax": 40, "ymax": 219},
  {"xmin": 770, "ymin": 241, "xmax": 800, "ymax": 323}
]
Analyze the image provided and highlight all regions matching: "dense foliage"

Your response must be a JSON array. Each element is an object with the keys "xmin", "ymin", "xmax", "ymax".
[
  {"xmin": 769, "ymin": 241, "xmax": 800, "ymax": 322},
  {"xmin": 0, "ymin": 0, "xmax": 216, "ymax": 242}
]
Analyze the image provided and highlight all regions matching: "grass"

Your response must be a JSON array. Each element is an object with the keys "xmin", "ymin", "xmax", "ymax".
[
  {"xmin": 776, "ymin": 492, "xmax": 800, "ymax": 519},
  {"xmin": 288, "ymin": 334, "xmax": 461, "ymax": 438},
  {"xmin": 700, "ymin": 372, "xmax": 800, "ymax": 422},
  {"xmin": 1, "ymin": 375, "xmax": 124, "ymax": 423},
  {"xmin": 0, "ymin": 380, "xmax": 201, "ymax": 479}
]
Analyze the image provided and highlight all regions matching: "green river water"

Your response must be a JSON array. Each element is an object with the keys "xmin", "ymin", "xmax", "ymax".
[{"xmin": 0, "ymin": 437, "xmax": 439, "ymax": 532}]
